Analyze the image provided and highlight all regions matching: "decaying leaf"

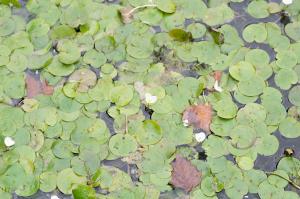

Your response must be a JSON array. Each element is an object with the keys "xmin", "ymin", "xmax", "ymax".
[
  {"xmin": 213, "ymin": 71, "xmax": 222, "ymax": 82},
  {"xmin": 119, "ymin": 7, "xmax": 134, "ymax": 24},
  {"xmin": 68, "ymin": 68, "xmax": 97, "ymax": 92},
  {"xmin": 171, "ymin": 155, "xmax": 202, "ymax": 192},
  {"xmin": 182, "ymin": 104, "xmax": 212, "ymax": 133},
  {"xmin": 26, "ymin": 74, "xmax": 54, "ymax": 98},
  {"xmin": 169, "ymin": 29, "xmax": 192, "ymax": 42},
  {"xmin": 41, "ymin": 80, "xmax": 54, "ymax": 95}
]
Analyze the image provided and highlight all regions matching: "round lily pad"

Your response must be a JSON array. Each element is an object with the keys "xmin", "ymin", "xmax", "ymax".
[
  {"xmin": 243, "ymin": 23, "xmax": 267, "ymax": 43},
  {"xmin": 110, "ymin": 85, "xmax": 134, "ymax": 107},
  {"xmin": 274, "ymin": 69, "xmax": 298, "ymax": 90},
  {"xmin": 288, "ymin": 85, "xmax": 300, "ymax": 106},
  {"xmin": 229, "ymin": 61, "xmax": 255, "ymax": 81},
  {"xmin": 279, "ymin": 117, "xmax": 300, "ymax": 138},
  {"xmin": 215, "ymin": 99, "xmax": 238, "ymax": 119},
  {"xmin": 285, "ymin": 22, "xmax": 300, "ymax": 41},
  {"xmin": 230, "ymin": 125, "xmax": 257, "ymax": 149},
  {"xmin": 109, "ymin": 134, "xmax": 138, "ymax": 156},
  {"xmin": 238, "ymin": 75, "xmax": 265, "ymax": 97},
  {"xmin": 57, "ymin": 168, "xmax": 86, "ymax": 194},
  {"xmin": 136, "ymin": 120, "xmax": 163, "ymax": 146},
  {"xmin": 83, "ymin": 49, "xmax": 107, "ymax": 68},
  {"xmin": 247, "ymin": 0, "xmax": 269, "ymax": 18},
  {"xmin": 57, "ymin": 39, "xmax": 81, "ymax": 64},
  {"xmin": 237, "ymin": 156, "xmax": 254, "ymax": 170},
  {"xmin": 39, "ymin": 171, "xmax": 57, "ymax": 192}
]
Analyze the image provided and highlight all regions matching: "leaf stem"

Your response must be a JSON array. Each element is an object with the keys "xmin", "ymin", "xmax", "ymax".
[
  {"xmin": 125, "ymin": 115, "xmax": 128, "ymax": 133},
  {"xmin": 266, "ymin": 172, "xmax": 300, "ymax": 190},
  {"xmin": 127, "ymin": 4, "xmax": 157, "ymax": 15}
]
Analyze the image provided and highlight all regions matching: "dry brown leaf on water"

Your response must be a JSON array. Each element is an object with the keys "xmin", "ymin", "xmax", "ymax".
[
  {"xmin": 68, "ymin": 68, "xmax": 97, "ymax": 92},
  {"xmin": 182, "ymin": 104, "xmax": 212, "ymax": 133},
  {"xmin": 26, "ymin": 74, "xmax": 54, "ymax": 98},
  {"xmin": 26, "ymin": 74, "xmax": 41, "ymax": 98},
  {"xmin": 170, "ymin": 155, "xmax": 202, "ymax": 192},
  {"xmin": 41, "ymin": 79, "xmax": 54, "ymax": 95}
]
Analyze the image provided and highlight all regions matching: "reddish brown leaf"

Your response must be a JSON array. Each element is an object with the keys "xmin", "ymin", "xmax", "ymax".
[
  {"xmin": 182, "ymin": 104, "xmax": 212, "ymax": 133},
  {"xmin": 41, "ymin": 80, "xmax": 54, "ymax": 95},
  {"xmin": 26, "ymin": 74, "xmax": 54, "ymax": 98},
  {"xmin": 171, "ymin": 155, "xmax": 202, "ymax": 192},
  {"xmin": 213, "ymin": 71, "xmax": 222, "ymax": 81},
  {"xmin": 26, "ymin": 74, "xmax": 42, "ymax": 98}
]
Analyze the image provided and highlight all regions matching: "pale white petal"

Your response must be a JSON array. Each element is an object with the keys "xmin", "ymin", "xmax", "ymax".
[
  {"xmin": 51, "ymin": 195, "xmax": 60, "ymax": 199},
  {"xmin": 4, "ymin": 137, "xmax": 15, "ymax": 147},
  {"xmin": 145, "ymin": 93, "xmax": 157, "ymax": 104},
  {"xmin": 283, "ymin": 0, "xmax": 293, "ymax": 5},
  {"xmin": 214, "ymin": 81, "xmax": 223, "ymax": 92},
  {"xmin": 195, "ymin": 132, "xmax": 206, "ymax": 142},
  {"xmin": 183, "ymin": 119, "xmax": 189, "ymax": 127}
]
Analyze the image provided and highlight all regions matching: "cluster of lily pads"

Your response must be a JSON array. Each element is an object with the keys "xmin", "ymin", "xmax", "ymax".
[{"xmin": 0, "ymin": 0, "xmax": 300, "ymax": 198}]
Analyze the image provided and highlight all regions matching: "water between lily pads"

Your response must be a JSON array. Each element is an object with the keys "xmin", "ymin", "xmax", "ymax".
[{"xmin": 14, "ymin": 0, "xmax": 300, "ymax": 198}]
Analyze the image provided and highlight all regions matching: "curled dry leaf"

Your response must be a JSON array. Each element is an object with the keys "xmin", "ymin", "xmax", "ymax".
[
  {"xmin": 213, "ymin": 70, "xmax": 222, "ymax": 81},
  {"xmin": 68, "ymin": 68, "xmax": 97, "ymax": 92},
  {"xmin": 171, "ymin": 155, "xmax": 202, "ymax": 192},
  {"xmin": 119, "ymin": 7, "xmax": 134, "ymax": 24},
  {"xmin": 26, "ymin": 74, "xmax": 54, "ymax": 98},
  {"xmin": 182, "ymin": 104, "xmax": 212, "ymax": 133}
]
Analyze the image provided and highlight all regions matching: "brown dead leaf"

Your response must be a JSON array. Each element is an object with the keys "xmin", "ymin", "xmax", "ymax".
[
  {"xmin": 171, "ymin": 155, "xmax": 202, "ymax": 192},
  {"xmin": 182, "ymin": 104, "xmax": 212, "ymax": 133},
  {"xmin": 26, "ymin": 74, "xmax": 41, "ymax": 98},
  {"xmin": 26, "ymin": 74, "xmax": 54, "ymax": 98},
  {"xmin": 41, "ymin": 80, "xmax": 54, "ymax": 95}
]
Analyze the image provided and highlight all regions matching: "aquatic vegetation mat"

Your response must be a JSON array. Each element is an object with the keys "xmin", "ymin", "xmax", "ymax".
[{"xmin": 0, "ymin": 0, "xmax": 300, "ymax": 198}]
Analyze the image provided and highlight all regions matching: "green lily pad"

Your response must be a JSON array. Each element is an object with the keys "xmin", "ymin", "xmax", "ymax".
[
  {"xmin": 110, "ymin": 84, "xmax": 134, "ymax": 107},
  {"xmin": 288, "ymin": 85, "xmax": 300, "ymax": 106},
  {"xmin": 155, "ymin": 0, "xmax": 176, "ymax": 13},
  {"xmin": 109, "ymin": 134, "xmax": 138, "ymax": 156},
  {"xmin": 230, "ymin": 125, "xmax": 256, "ymax": 149},
  {"xmin": 57, "ymin": 168, "xmax": 86, "ymax": 194},
  {"xmin": 247, "ymin": 0, "xmax": 269, "ymax": 18},
  {"xmin": 83, "ymin": 49, "xmax": 107, "ymax": 68},
  {"xmin": 215, "ymin": 99, "xmax": 238, "ymax": 119},
  {"xmin": 238, "ymin": 75, "xmax": 265, "ymax": 97},
  {"xmin": 285, "ymin": 22, "xmax": 300, "ymax": 41},
  {"xmin": 136, "ymin": 120, "xmax": 163, "ymax": 146},
  {"xmin": 274, "ymin": 69, "xmax": 298, "ymax": 90},
  {"xmin": 57, "ymin": 39, "xmax": 81, "ymax": 64},
  {"xmin": 39, "ymin": 171, "xmax": 57, "ymax": 192},
  {"xmin": 243, "ymin": 23, "xmax": 267, "ymax": 43},
  {"xmin": 229, "ymin": 61, "xmax": 255, "ymax": 81},
  {"xmin": 279, "ymin": 117, "xmax": 300, "ymax": 138}
]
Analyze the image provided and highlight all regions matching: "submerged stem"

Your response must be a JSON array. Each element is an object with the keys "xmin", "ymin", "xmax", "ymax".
[{"xmin": 266, "ymin": 172, "xmax": 300, "ymax": 190}]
